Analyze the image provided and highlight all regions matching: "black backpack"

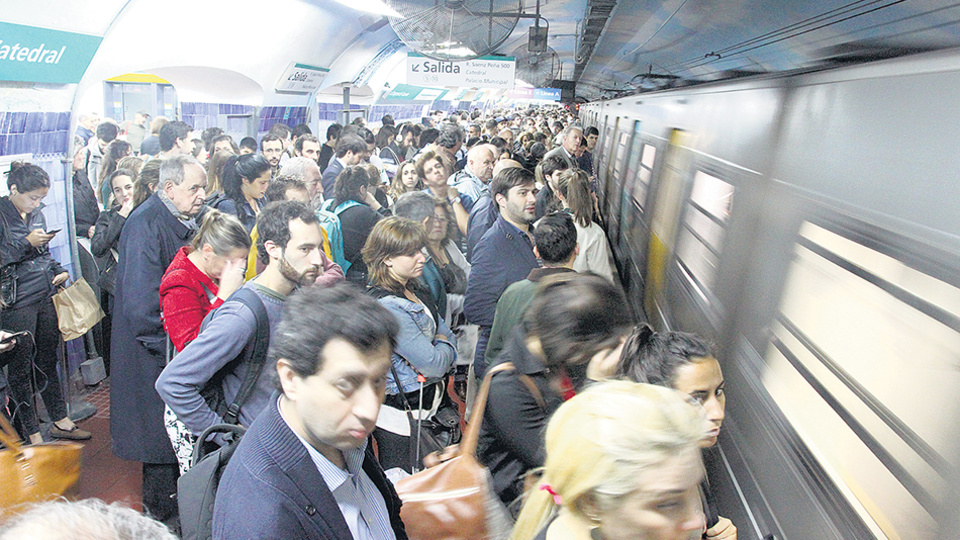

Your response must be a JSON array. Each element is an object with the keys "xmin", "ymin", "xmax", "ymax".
[{"xmin": 177, "ymin": 286, "xmax": 270, "ymax": 540}]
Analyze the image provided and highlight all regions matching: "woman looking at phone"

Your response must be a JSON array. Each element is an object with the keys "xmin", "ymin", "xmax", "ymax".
[{"xmin": 0, "ymin": 162, "xmax": 89, "ymax": 443}]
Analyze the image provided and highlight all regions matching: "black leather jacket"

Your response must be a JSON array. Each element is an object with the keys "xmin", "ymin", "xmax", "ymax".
[{"xmin": 0, "ymin": 197, "xmax": 65, "ymax": 308}]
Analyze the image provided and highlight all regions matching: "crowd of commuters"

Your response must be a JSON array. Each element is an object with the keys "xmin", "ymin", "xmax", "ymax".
[{"xmin": 0, "ymin": 106, "xmax": 736, "ymax": 540}]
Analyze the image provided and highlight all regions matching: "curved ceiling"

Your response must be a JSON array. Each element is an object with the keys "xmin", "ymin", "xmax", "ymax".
[{"xmin": 6, "ymin": 0, "xmax": 960, "ymax": 106}]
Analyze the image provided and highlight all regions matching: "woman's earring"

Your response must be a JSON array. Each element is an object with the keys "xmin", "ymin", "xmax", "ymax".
[{"xmin": 589, "ymin": 527, "xmax": 604, "ymax": 540}]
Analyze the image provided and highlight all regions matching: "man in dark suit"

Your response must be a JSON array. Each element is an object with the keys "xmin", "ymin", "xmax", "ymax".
[
  {"xmin": 464, "ymin": 167, "xmax": 540, "ymax": 378},
  {"xmin": 320, "ymin": 134, "xmax": 367, "ymax": 196},
  {"xmin": 543, "ymin": 124, "xmax": 582, "ymax": 171},
  {"xmin": 213, "ymin": 285, "xmax": 407, "ymax": 540}
]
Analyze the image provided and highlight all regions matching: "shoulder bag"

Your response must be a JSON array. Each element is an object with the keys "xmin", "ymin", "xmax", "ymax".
[
  {"xmin": 393, "ymin": 362, "xmax": 519, "ymax": 540},
  {"xmin": 0, "ymin": 410, "xmax": 83, "ymax": 519}
]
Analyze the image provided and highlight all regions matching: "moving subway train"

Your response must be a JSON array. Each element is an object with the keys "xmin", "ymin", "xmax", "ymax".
[
  {"xmin": 583, "ymin": 49, "xmax": 960, "ymax": 539},
  {"xmin": 2, "ymin": 0, "xmax": 960, "ymax": 538}
]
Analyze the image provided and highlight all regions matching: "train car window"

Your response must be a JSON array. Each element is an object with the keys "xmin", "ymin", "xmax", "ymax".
[
  {"xmin": 674, "ymin": 171, "xmax": 734, "ymax": 296},
  {"xmin": 762, "ymin": 220, "xmax": 959, "ymax": 538},
  {"xmin": 634, "ymin": 143, "xmax": 657, "ymax": 211}
]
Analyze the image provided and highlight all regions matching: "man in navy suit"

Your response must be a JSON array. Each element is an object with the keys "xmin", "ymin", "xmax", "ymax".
[
  {"xmin": 464, "ymin": 167, "xmax": 540, "ymax": 378},
  {"xmin": 213, "ymin": 285, "xmax": 407, "ymax": 540},
  {"xmin": 320, "ymin": 134, "xmax": 367, "ymax": 196}
]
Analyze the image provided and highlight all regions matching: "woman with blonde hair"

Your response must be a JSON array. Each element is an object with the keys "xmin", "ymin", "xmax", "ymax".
[
  {"xmin": 555, "ymin": 168, "xmax": 614, "ymax": 282},
  {"xmin": 511, "ymin": 380, "xmax": 708, "ymax": 540}
]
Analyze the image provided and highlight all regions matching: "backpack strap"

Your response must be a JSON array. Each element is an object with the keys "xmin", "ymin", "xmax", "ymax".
[
  {"xmin": 220, "ymin": 287, "xmax": 270, "ymax": 425},
  {"xmin": 334, "ymin": 199, "xmax": 364, "ymax": 215}
]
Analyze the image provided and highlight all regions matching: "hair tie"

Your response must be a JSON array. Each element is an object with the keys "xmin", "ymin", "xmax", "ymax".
[{"xmin": 540, "ymin": 484, "xmax": 562, "ymax": 506}]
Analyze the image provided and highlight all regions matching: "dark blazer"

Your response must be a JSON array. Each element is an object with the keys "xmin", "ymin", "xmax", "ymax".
[
  {"xmin": 213, "ymin": 394, "xmax": 408, "ymax": 540},
  {"xmin": 477, "ymin": 330, "xmax": 562, "ymax": 505},
  {"xmin": 463, "ymin": 215, "xmax": 539, "ymax": 328},
  {"xmin": 338, "ymin": 200, "xmax": 382, "ymax": 284},
  {"xmin": 109, "ymin": 193, "xmax": 194, "ymax": 463},
  {"xmin": 465, "ymin": 194, "xmax": 496, "ymax": 262},
  {"xmin": 321, "ymin": 157, "xmax": 345, "ymax": 196},
  {"xmin": 90, "ymin": 207, "xmax": 125, "ymax": 295},
  {"xmin": 72, "ymin": 170, "xmax": 100, "ymax": 237}
]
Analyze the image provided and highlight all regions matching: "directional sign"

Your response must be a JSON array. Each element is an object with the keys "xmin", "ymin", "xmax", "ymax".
[
  {"xmin": 534, "ymin": 88, "xmax": 561, "ymax": 101},
  {"xmin": 276, "ymin": 62, "xmax": 329, "ymax": 93},
  {"xmin": 0, "ymin": 22, "xmax": 103, "ymax": 84},
  {"xmin": 406, "ymin": 53, "xmax": 515, "ymax": 89},
  {"xmin": 384, "ymin": 84, "xmax": 449, "ymax": 102}
]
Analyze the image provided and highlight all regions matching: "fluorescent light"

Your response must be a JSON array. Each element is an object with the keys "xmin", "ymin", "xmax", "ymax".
[{"xmin": 331, "ymin": 0, "xmax": 402, "ymax": 18}]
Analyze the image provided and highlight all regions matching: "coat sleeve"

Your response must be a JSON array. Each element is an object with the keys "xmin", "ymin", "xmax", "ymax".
[
  {"xmin": 121, "ymin": 219, "xmax": 170, "ymax": 352},
  {"xmin": 463, "ymin": 234, "xmax": 505, "ymax": 327},
  {"xmin": 160, "ymin": 270, "xmax": 221, "ymax": 352},
  {"xmin": 313, "ymin": 248, "xmax": 344, "ymax": 287},
  {"xmin": 91, "ymin": 211, "xmax": 124, "ymax": 258},
  {"xmin": 156, "ymin": 302, "xmax": 257, "ymax": 434},
  {"xmin": 485, "ymin": 373, "xmax": 549, "ymax": 470}
]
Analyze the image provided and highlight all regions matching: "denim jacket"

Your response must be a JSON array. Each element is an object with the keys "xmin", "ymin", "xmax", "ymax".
[{"xmin": 370, "ymin": 287, "xmax": 457, "ymax": 395}]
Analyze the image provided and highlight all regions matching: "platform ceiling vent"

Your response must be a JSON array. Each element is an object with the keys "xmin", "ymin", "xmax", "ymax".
[{"xmin": 386, "ymin": 0, "xmax": 523, "ymax": 62}]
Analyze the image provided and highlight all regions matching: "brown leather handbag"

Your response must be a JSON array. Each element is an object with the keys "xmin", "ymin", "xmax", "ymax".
[
  {"xmin": 394, "ymin": 363, "xmax": 517, "ymax": 540},
  {"xmin": 0, "ymin": 412, "xmax": 83, "ymax": 519}
]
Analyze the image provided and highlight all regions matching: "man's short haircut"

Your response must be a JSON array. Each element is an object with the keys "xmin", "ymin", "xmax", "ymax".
[
  {"xmin": 294, "ymin": 134, "xmax": 319, "ymax": 154},
  {"xmin": 264, "ymin": 174, "xmax": 307, "ymax": 203},
  {"xmin": 255, "ymin": 200, "xmax": 320, "ymax": 265},
  {"xmin": 159, "ymin": 121, "xmax": 192, "ymax": 152},
  {"xmin": 96, "ymin": 121, "xmax": 119, "ymax": 144},
  {"xmin": 436, "ymin": 123, "xmax": 465, "ymax": 150},
  {"xmin": 399, "ymin": 124, "xmax": 415, "ymax": 139},
  {"xmin": 291, "ymin": 123, "xmax": 312, "ymax": 139},
  {"xmin": 326, "ymin": 123, "xmax": 342, "ymax": 141},
  {"xmin": 381, "ymin": 114, "xmax": 395, "ymax": 126},
  {"xmin": 260, "ymin": 133, "xmax": 282, "ymax": 151},
  {"xmin": 491, "ymin": 166, "xmax": 535, "ymax": 206},
  {"xmin": 418, "ymin": 128, "xmax": 439, "ymax": 147},
  {"xmin": 335, "ymin": 134, "xmax": 367, "ymax": 158},
  {"xmin": 484, "ymin": 118, "xmax": 498, "ymax": 131},
  {"xmin": 393, "ymin": 191, "xmax": 436, "ymax": 223},
  {"xmin": 201, "ymin": 127, "xmax": 224, "ymax": 151},
  {"xmin": 585, "ymin": 126, "xmax": 599, "ymax": 138},
  {"xmin": 267, "ymin": 123, "xmax": 291, "ymax": 139},
  {"xmin": 357, "ymin": 127, "xmax": 375, "ymax": 146},
  {"xmin": 159, "ymin": 154, "xmax": 203, "ymax": 187},
  {"xmin": 279, "ymin": 156, "xmax": 320, "ymax": 179},
  {"xmin": 563, "ymin": 124, "xmax": 584, "ymax": 138},
  {"xmin": 534, "ymin": 212, "xmax": 578, "ymax": 264},
  {"xmin": 239, "ymin": 137, "xmax": 257, "ymax": 152},
  {"xmin": 270, "ymin": 284, "xmax": 399, "ymax": 388}
]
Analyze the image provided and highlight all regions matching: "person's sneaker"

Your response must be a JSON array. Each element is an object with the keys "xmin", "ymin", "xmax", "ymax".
[{"xmin": 49, "ymin": 424, "xmax": 92, "ymax": 441}]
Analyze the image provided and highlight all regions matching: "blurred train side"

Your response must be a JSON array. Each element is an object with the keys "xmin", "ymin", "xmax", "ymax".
[{"xmin": 582, "ymin": 48, "xmax": 960, "ymax": 540}]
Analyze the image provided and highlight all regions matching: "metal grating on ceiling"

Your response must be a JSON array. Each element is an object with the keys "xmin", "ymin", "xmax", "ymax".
[{"xmin": 573, "ymin": 0, "xmax": 616, "ymax": 83}]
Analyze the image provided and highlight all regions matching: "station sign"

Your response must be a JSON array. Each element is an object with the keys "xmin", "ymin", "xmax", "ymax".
[
  {"xmin": 406, "ymin": 53, "xmax": 515, "ymax": 89},
  {"xmin": 384, "ymin": 83, "xmax": 449, "ymax": 102},
  {"xmin": 534, "ymin": 88, "xmax": 561, "ymax": 101},
  {"xmin": 276, "ymin": 62, "xmax": 329, "ymax": 93},
  {"xmin": 0, "ymin": 22, "xmax": 103, "ymax": 84}
]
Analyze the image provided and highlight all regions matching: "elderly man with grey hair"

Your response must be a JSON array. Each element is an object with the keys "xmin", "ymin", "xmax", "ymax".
[
  {"xmin": 0, "ymin": 499, "xmax": 177, "ymax": 540},
  {"xmin": 544, "ymin": 124, "xmax": 583, "ymax": 171},
  {"xmin": 110, "ymin": 154, "xmax": 207, "ymax": 529},
  {"xmin": 279, "ymin": 156, "xmax": 323, "ymax": 209},
  {"xmin": 436, "ymin": 121, "xmax": 465, "ymax": 164}
]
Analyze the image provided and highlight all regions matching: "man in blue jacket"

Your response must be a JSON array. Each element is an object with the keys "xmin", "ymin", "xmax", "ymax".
[
  {"xmin": 213, "ymin": 285, "xmax": 407, "ymax": 540},
  {"xmin": 464, "ymin": 167, "xmax": 539, "ymax": 377}
]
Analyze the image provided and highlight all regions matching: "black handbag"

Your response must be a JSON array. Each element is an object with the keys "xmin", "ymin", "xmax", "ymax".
[{"xmin": 388, "ymin": 362, "xmax": 461, "ymax": 472}]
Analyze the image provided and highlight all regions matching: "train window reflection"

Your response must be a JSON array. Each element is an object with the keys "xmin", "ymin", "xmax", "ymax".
[
  {"xmin": 635, "ymin": 144, "xmax": 657, "ymax": 210},
  {"xmin": 763, "ymin": 221, "xmax": 960, "ymax": 539},
  {"xmin": 675, "ymin": 171, "xmax": 733, "ymax": 295}
]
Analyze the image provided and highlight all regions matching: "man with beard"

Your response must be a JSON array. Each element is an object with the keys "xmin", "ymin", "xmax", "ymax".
[
  {"xmin": 156, "ymin": 201, "xmax": 325, "ymax": 441},
  {"xmin": 464, "ymin": 167, "xmax": 539, "ymax": 378},
  {"xmin": 260, "ymin": 133, "xmax": 284, "ymax": 176}
]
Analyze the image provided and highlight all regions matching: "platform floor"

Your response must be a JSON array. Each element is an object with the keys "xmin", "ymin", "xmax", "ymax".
[{"xmin": 71, "ymin": 379, "xmax": 142, "ymax": 510}]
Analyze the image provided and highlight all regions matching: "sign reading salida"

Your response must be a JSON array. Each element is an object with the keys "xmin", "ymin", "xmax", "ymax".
[{"xmin": 406, "ymin": 53, "xmax": 515, "ymax": 89}]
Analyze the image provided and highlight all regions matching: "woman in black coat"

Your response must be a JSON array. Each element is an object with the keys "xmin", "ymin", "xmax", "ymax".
[
  {"xmin": 0, "ymin": 162, "xmax": 89, "ymax": 443},
  {"xmin": 324, "ymin": 165, "xmax": 389, "ymax": 284},
  {"xmin": 477, "ymin": 274, "xmax": 633, "ymax": 509}
]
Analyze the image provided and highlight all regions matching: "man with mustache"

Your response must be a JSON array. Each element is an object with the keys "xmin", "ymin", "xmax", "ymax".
[{"xmin": 156, "ymin": 201, "xmax": 325, "ymax": 440}]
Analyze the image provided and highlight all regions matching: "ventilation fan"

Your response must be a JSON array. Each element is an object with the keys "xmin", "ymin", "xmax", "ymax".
[
  {"xmin": 514, "ymin": 46, "xmax": 559, "ymax": 87},
  {"xmin": 386, "ymin": 0, "xmax": 523, "ymax": 62}
]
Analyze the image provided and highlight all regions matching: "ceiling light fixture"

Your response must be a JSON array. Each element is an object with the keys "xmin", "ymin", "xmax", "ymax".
[{"xmin": 331, "ymin": 0, "xmax": 402, "ymax": 18}]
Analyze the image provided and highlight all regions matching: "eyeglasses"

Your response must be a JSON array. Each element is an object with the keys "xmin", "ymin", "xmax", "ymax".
[{"xmin": 432, "ymin": 215, "xmax": 449, "ymax": 224}]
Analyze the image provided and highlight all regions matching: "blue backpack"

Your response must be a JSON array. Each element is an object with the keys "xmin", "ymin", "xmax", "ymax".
[{"xmin": 317, "ymin": 199, "xmax": 363, "ymax": 272}]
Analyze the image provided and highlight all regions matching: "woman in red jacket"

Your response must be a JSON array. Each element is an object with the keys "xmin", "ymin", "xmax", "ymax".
[{"xmin": 160, "ymin": 210, "xmax": 251, "ymax": 352}]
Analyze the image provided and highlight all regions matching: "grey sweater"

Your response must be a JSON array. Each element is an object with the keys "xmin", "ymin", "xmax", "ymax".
[{"xmin": 156, "ymin": 282, "xmax": 286, "ymax": 434}]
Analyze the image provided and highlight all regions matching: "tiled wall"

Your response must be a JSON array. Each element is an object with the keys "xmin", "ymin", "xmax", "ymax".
[
  {"xmin": 316, "ymin": 102, "xmax": 362, "ymax": 122},
  {"xmin": 180, "ymin": 102, "xmax": 256, "ymax": 131},
  {"xmin": 369, "ymin": 104, "xmax": 427, "ymax": 124},
  {"xmin": 257, "ymin": 106, "xmax": 308, "ymax": 141}
]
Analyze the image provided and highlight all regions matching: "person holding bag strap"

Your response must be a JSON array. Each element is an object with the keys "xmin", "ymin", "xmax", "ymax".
[
  {"xmin": 363, "ymin": 217, "xmax": 457, "ymax": 472},
  {"xmin": 0, "ymin": 162, "xmax": 89, "ymax": 444}
]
